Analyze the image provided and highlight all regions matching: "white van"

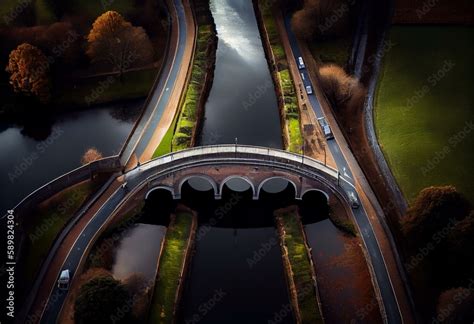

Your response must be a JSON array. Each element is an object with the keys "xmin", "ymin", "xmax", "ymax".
[
  {"xmin": 58, "ymin": 269, "xmax": 70, "ymax": 290},
  {"xmin": 298, "ymin": 56, "xmax": 305, "ymax": 69},
  {"xmin": 305, "ymin": 85, "xmax": 313, "ymax": 95},
  {"xmin": 317, "ymin": 117, "xmax": 334, "ymax": 140},
  {"xmin": 348, "ymin": 191, "xmax": 360, "ymax": 209}
]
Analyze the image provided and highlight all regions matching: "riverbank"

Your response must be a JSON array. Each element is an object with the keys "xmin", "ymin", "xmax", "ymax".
[
  {"xmin": 153, "ymin": 0, "xmax": 217, "ymax": 157},
  {"xmin": 148, "ymin": 206, "xmax": 197, "ymax": 323},
  {"xmin": 275, "ymin": 206, "xmax": 324, "ymax": 324},
  {"xmin": 255, "ymin": 0, "xmax": 303, "ymax": 154}
]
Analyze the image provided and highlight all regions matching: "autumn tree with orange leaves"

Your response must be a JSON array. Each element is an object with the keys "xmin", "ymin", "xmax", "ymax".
[
  {"xmin": 6, "ymin": 43, "xmax": 51, "ymax": 103},
  {"xmin": 86, "ymin": 11, "xmax": 154, "ymax": 80}
]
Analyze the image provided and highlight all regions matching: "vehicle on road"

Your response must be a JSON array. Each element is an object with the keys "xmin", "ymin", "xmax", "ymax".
[
  {"xmin": 298, "ymin": 56, "xmax": 305, "ymax": 69},
  {"xmin": 305, "ymin": 85, "xmax": 313, "ymax": 95},
  {"xmin": 348, "ymin": 191, "xmax": 360, "ymax": 209},
  {"xmin": 317, "ymin": 117, "xmax": 334, "ymax": 140},
  {"xmin": 58, "ymin": 270, "xmax": 70, "ymax": 290},
  {"xmin": 300, "ymin": 72, "xmax": 305, "ymax": 81}
]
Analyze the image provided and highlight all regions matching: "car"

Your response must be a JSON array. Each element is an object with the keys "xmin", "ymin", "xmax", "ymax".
[
  {"xmin": 317, "ymin": 117, "xmax": 334, "ymax": 140},
  {"xmin": 298, "ymin": 56, "xmax": 305, "ymax": 69},
  {"xmin": 348, "ymin": 191, "xmax": 360, "ymax": 209},
  {"xmin": 58, "ymin": 269, "xmax": 70, "ymax": 290},
  {"xmin": 305, "ymin": 85, "xmax": 313, "ymax": 95},
  {"xmin": 300, "ymin": 72, "xmax": 306, "ymax": 81}
]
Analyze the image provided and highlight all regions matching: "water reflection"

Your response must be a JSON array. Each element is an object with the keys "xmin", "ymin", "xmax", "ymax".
[
  {"xmin": 112, "ymin": 223, "xmax": 166, "ymax": 281},
  {"xmin": 198, "ymin": 0, "xmax": 282, "ymax": 148}
]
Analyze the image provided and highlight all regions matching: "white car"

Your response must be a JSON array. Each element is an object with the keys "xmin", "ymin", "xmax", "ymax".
[
  {"xmin": 300, "ymin": 72, "xmax": 306, "ymax": 81},
  {"xmin": 305, "ymin": 85, "xmax": 313, "ymax": 95},
  {"xmin": 58, "ymin": 269, "xmax": 70, "ymax": 290},
  {"xmin": 348, "ymin": 191, "xmax": 360, "ymax": 209},
  {"xmin": 298, "ymin": 56, "xmax": 305, "ymax": 69}
]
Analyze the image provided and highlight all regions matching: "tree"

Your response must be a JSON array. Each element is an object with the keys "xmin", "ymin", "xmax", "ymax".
[
  {"xmin": 291, "ymin": 0, "xmax": 352, "ymax": 41},
  {"xmin": 86, "ymin": 11, "xmax": 154, "ymax": 79},
  {"xmin": 74, "ymin": 275, "xmax": 131, "ymax": 324},
  {"xmin": 401, "ymin": 186, "xmax": 471, "ymax": 243},
  {"xmin": 436, "ymin": 287, "xmax": 474, "ymax": 323},
  {"xmin": 318, "ymin": 64, "xmax": 365, "ymax": 111},
  {"xmin": 81, "ymin": 148, "xmax": 103, "ymax": 165},
  {"xmin": 5, "ymin": 43, "xmax": 50, "ymax": 103}
]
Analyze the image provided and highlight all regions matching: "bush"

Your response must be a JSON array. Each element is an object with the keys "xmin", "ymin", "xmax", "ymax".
[
  {"xmin": 74, "ymin": 275, "xmax": 131, "ymax": 324},
  {"xmin": 81, "ymin": 147, "xmax": 103, "ymax": 165},
  {"xmin": 319, "ymin": 64, "xmax": 365, "ymax": 112}
]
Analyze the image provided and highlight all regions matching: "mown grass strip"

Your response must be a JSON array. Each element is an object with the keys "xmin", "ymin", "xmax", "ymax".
[
  {"xmin": 259, "ymin": 2, "xmax": 303, "ymax": 154},
  {"xmin": 276, "ymin": 207, "xmax": 324, "ymax": 324},
  {"xmin": 153, "ymin": 24, "xmax": 216, "ymax": 157},
  {"xmin": 148, "ymin": 212, "xmax": 193, "ymax": 324}
]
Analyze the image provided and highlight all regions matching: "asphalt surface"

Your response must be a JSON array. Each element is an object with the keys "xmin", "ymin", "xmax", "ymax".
[
  {"xmin": 38, "ymin": 0, "xmax": 189, "ymax": 322},
  {"xmin": 283, "ymin": 15, "xmax": 402, "ymax": 324},
  {"xmin": 120, "ymin": 0, "xmax": 189, "ymax": 164}
]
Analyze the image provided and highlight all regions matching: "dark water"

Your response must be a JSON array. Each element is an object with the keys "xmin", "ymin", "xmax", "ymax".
[
  {"xmin": 0, "ymin": 100, "xmax": 142, "ymax": 212},
  {"xmin": 177, "ymin": 183, "xmax": 294, "ymax": 324},
  {"xmin": 198, "ymin": 0, "xmax": 282, "ymax": 148},
  {"xmin": 112, "ymin": 223, "xmax": 166, "ymax": 282}
]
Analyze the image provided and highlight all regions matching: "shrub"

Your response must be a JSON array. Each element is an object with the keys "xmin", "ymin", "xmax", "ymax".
[{"xmin": 81, "ymin": 147, "xmax": 103, "ymax": 165}]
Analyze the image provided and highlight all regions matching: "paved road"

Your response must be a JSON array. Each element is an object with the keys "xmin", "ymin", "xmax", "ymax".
[
  {"xmin": 120, "ymin": 0, "xmax": 189, "ymax": 165},
  {"xmin": 283, "ymin": 15, "xmax": 403, "ymax": 324},
  {"xmin": 36, "ymin": 0, "xmax": 190, "ymax": 322}
]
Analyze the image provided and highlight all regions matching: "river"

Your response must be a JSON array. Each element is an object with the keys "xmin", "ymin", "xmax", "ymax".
[{"xmin": 0, "ymin": 99, "xmax": 142, "ymax": 212}]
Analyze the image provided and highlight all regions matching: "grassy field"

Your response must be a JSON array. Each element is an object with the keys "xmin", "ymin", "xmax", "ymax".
[
  {"xmin": 375, "ymin": 26, "xmax": 474, "ymax": 203},
  {"xmin": 260, "ymin": 3, "xmax": 303, "ymax": 154},
  {"xmin": 55, "ymin": 68, "xmax": 158, "ymax": 107},
  {"xmin": 276, "ymin": 209, "xmax": 323, "ymax": 323},
  {"xmin": 148, "ymin": 212, "xmax": 193, "ymax": 324},
  {"xmin": 19, "ymin": 180, "xmax": 99, "ymax": 290}
]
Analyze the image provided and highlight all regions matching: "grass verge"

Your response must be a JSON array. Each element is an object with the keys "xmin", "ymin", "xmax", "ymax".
[
  {"xmin": 259, "ymin": 2, "xmax": 303, "ymax": 154},
  {"xmin": 275, "ymin": 207, "xmax": 323, "ymax": 323},
  {"xmin": 148, "ymin": 212, "xmax": 193, "ymax": 323},
  {"xmin": 18, "ymin": 179, "xmax": 103, "ymax": 294},
  {"xmin": 375, "ymin": 26, "xmax": 474, "ymax": 203}
]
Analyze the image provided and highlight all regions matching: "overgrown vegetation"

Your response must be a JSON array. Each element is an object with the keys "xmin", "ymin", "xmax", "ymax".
[
  {"xmin": 259, "ymin": 2, "xmax": 303, "ymax": 153},
  {"xmin": 148, "ymin": 212, "xmax": 193, "ymax": 323},
  {"xmin": 400, "ymin": 186, "xmax": 474, "ymax": 321},
  {"xmin": 275, "ymin": 207, "xmax": 323, "ymax": 323},
  {"xmin": 18, "ymin": 180, "xmax": 102, "ymax": 297}
]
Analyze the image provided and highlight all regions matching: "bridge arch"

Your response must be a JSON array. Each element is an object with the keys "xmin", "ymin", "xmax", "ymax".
[
  {"xmin": 301, "ymin": 188, "xmax": 330, "ymax": 202},
  {"xmin": 145, "ymin": 186, "xmax": 175, "ymax": 200},
  {"xmin": 178, "ymin": 175, "xmax": 218, "ymax": 198},
  {"xmin": 257, "ymin": 177, "xmax": 298, "ymax": 199},
  {"xmin": 219, "ymin": 176, "xmax": 256, "ymax": 198}
]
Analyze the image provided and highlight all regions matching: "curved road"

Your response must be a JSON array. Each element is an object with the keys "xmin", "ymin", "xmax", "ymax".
[{"xmin": 283, "ymin": 14, "xmax": 405, "ymax": 324}]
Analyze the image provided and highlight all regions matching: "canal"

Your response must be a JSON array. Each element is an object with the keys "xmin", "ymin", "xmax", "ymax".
[
  {"xmin": 179, "ymin": 0, "xmax": 290, "ymax": 321},
  {"xmin": 0, "ymin": 99, "xmax": 142, "ymax": 212}
]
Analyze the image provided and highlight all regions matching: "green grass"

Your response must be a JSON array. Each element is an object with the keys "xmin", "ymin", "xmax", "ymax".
[
  {"xmin": 35, "ymin": 0, "xmax": 56, "ymax": 25},
  {"xmin": 260, "ymin": 3, "xmax": 303, "ymax": 154},
  {"xmin": 67, "ymin": 0, "xmax": 136, "ymax": 19},
  {"xmin": 153, "ymin": 24, "xmax": 215, "ymax": 157},
  {"xmin": 309, "ymin": 37, "xmax": 352, "ymax": 67},
  {"xmin": 276, "ymin": 210, "xmax": 323, "ymax": 323},
  {"xmin": 20, "ymin": 181, "xmax": 97, "ymax": 287},
  {"xmin": 375, "ymin": 26, "xmax": 474, "ymax": 203},
  {"xmin": 55, "ymin": 68, "xmax": 158, "ymax": 107},
  {"xmin": 148, "ymin": 212, "xmax": 193, "ymax": 324}
]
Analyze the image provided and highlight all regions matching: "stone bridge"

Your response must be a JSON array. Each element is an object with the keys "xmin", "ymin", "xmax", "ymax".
[{"xmin": 125, "ymin": 145, "xmax": 355, "ymax": 207}]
